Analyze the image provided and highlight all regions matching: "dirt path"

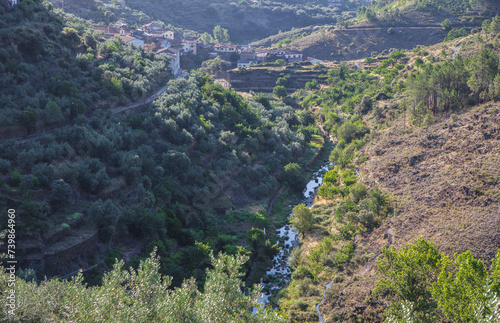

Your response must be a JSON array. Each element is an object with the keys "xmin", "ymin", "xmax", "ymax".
[{"xmin": 451, "ymin": 42, "xmax": 462, "ymax": 60}]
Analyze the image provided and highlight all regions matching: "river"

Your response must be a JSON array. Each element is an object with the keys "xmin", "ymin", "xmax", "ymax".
[{"xmin": 256, "ymin": 163, "xmax": 331, "ymax": 306}]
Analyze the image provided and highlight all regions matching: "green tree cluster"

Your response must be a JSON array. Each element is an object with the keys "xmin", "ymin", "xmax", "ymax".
[
  {"xmin": 376, "ymin": 238, "xmax": 500, "ymax": 322},
  {"xmin": 0, "ymin": 251, "xmax": 285, "ymax": 322}
]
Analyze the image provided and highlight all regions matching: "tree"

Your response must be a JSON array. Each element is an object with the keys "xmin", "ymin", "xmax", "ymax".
[
  {"xmin": 356, "ymin": 95, "xmax": 373, "ymax": 115},
  {"xmin": 441, "ymin": 18, "xmax": 452, "ymax": 31},
  {"xmin": 0, "ymin": 251, "xmax": 286, "ymax": 321},
  {"xmin": 375, "ymin": 238, "xmax": 443, "ymax": 322},
  {"xmin": 199, "ymin": 56, "xmax": 230, "ymax": 75},
  {"xmin": 21, "ymin": 106, "xmax": 39, "ymax": 134},
  {"xmin": 467, "ymin": 49, "xmax": 499, "ymax": 102},
  {"xmin": 364, "ymin": 57, "xmax": 376, "ymax": 65},
  {"xmin": 290, "ymin": 204, "xmax": 314, "ymax": 238},
  {"xmin": 275, "ymin": 59, "xmax": 286, "ymax": 66},
  {"xmin": 365, "ymin": 9, "xmax": 376, "ymax": 21},
  {"xmin": 213, "ymin": 25, "xmax": 230, "ymax": 43},
  {"xmin": 276, "ymin": 75, "xmax": 290, "ymax": 87},
  {"xmin": 49, "ymin": 179, "xmax": 72, "ymax": 208},
  {"xmin": 281, "ymin": 162, "xmax": 306, "ymax": 190},
  {"xmin": 44, "ymin": 101, "xmax": 64, "ymax": 125},
  {"xmin": 199, "ymin": 32, "xmax": 214, "ymax": 43},
  {"xmin": 390, "ymin": 50, "xmax": 405, "ymax": 62},
  {"xmin": 377, "ymin": 239, "xmax": 500, "ymax": 322},
  {"xmin": 337, "ymin": 121, "xmax": 359, "ymax": 143},
  {"xmin": 273, "ymin": 85, "xmax": 287, "ymax": 98},
  {"xmin": 229, "ymin": 52, "xmax": 240, "ymax": 65},
  {"xmin": 88, "ymin": 199, "xmax": 115, "ymax": 241},
  {"xmin": 62, "ymin": 27, "xmax": 81, "ymax": 47},
  {"xmin": 432, "ymin": 251, "xmax": 488, "ymax": 322}
]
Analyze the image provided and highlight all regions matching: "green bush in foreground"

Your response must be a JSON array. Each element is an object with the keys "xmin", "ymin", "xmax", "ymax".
[
  {"xmin": 376, "ymin": 238, "xmax": 500, "ymax": 323},
  {"xmin": 0, "ymin": 250, "xmax": 284, "ymax": 322}
]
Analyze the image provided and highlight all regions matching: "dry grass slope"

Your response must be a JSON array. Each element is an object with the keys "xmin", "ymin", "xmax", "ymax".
[{"xmin": 321, "ymin": 103, "xmax": 500, "ymax": 321}]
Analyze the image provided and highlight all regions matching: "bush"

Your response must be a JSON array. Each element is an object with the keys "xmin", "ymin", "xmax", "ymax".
[
  {"xmin": 32, "ymin": 163, "xmax": 55, "ymax": 187},
  {"xmin": 281, "ymin": 162, "xmax": 305, "ymax": 190},
  {"xmin": 77, "ymin": 158, "xmax": 111, "ymax": 193},
  {"xmin": 44, "ymin": 101, "xmax": 64, "ymax": 125},
  {"xmin": 441, "ymin": 18, "xmax": 452, "ymax": 31},
  {"xmin": 21, "ymin": 106, "xmax": 39, "ymax": 134},
  {"xmin": 49, "ymin": 179, "xmax": 72, "ymax": 208},
  {"xmin": 273, "ymin": 85, "xmax": 287, "ymax": 98},
  {"xmin": 349, "ymin": 182, "xmax": 367, "ymax": 203},
  {"xmin": 337, "ymin": 121, "xmax": 359, "ymax": 143},
  {"xmin": 123, "ymin": 208, "xmax": 165, "ymax": 238}
]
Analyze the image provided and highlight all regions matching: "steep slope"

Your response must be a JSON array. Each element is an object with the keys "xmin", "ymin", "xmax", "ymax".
[
  {"xmin": 318, "ymin": 103, "xmax": 500, "ymax": 321},
  {"xmin": 49, "ymin": 0, "xmax": 364, "ymax": 43},
  {"xmin": 277, "ymin": 26, "xmax": 500, "ymax": 321},
  {"xmin": 277, "ymin": 0, "xmax": 500, "ymax": 60},
  {"xmin": 0, "ymin": 1, "xmax": 323, "ymax": 288}
]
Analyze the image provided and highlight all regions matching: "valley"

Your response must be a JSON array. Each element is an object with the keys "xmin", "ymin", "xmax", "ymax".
[{"xmin": 1, "ymin": 0, "xmax": 500, "ymax": 322}]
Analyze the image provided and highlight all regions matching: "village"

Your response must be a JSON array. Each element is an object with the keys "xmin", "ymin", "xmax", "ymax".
[{"xmin": 93, "ymin": 22, "xmax": 312, "ymax": 77}]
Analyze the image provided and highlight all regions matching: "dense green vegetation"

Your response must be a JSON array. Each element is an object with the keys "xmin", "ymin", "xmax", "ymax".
[
  {"xmin": 0, "ymin": 247, "xmax": 285, "ymax": 322},
  {"xmin": 0, "ymin": 0, "xmax": 169, "ymax": 132},
  {"xmin": 0, "ymin": 71, "xmax": 318, "ymax": 285},
  {"xmin": 376, "ymin": 238, "xmax": 500, "ymax": 322},
  {"xmin": 0, "ymin": 0, "xmax": 322, "ymax": 301}
]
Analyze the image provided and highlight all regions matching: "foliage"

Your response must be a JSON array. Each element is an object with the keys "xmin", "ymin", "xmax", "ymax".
[
  {"xmin": 444, "ymin": 28, "xmax": 467, "ymax": 41},
  {"xmin": 281, "ymin": 162, "xmax": 306, "ymax": 191},
  {"xmin": 273, "ymin": 85, "xmax": 287, "ymax": 98},
  {"xmin": 441, "ymin": 18, "xmax": 452, "ymax": 31},
  {"xmin": 0, "ymin": 251, "xmax": 285, "ymax": 322},
  {"xmin": 377, "ymin": 238, "xmax": 500, "ymax": 322},
  {"xmin": 199, "ymin": 57, "xmax": 230, "ymax": 75},
  {"xmin": 44, "ymin": 101, "xmax": 64, "ymax": 125},
  {"xmin": 212, "ymin": 25, "xmax": 230, "ymax": 43},
  {"xmin": 49, "ymin": 179, "xmax": 72, "ymax": 208},
  {"xmin": 21, "ymin": 106, "xmax": 39, "ymax": 134},
  {"xmin": 290, "ymin": 204, "xmax": 314, "ymax": 238}
]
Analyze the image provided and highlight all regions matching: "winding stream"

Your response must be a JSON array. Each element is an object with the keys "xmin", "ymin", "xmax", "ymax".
[{"xmin": 256, "ymin": 163, "xmax": 330, "ymax": 306}]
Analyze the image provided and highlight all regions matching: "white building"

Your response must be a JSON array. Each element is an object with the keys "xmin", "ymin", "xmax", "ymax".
[
  {"xmin": 237, "ymin": 60, "xmax": 257, "ymax": 68},
  {"xmin": 213, "ymin": 43, "xmax": 239, "ymax": 53},
  {"xmin": 284, "ymin": 51, "xmax": 303, "ymax": 62},
  {"xmin": 119, "ymin": 35, "xmax": 144, "ymax": 48},
  {"xmin": 156, "ymin": 47, "xmax": 181, "ymax": 76},
  {"xmin": 162, "ymin": 30, "xmax": 175, "ymax": 39}
]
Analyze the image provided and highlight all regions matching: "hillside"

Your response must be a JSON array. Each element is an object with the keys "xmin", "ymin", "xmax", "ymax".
[
  {"xmin": 318, "ymin": 102, "xmax": 500, "ymax": 321},
  {"xmin": 49, "ymin": 0, "xmax": 365, "ymax": 43},
  {"xmin": 276, "ymin": 25, "xmax": 500, "ymax": 321},
  {"xmin": 0, "ymin": 0, "xmax": 323, "ymax": 289},
  {"xmin": 275, "ymin": 0, "xmax": 500, "ymax": 60},
  {"xmin": 0, "ymin": 0, "xmax": 170, "ymax": 139}
]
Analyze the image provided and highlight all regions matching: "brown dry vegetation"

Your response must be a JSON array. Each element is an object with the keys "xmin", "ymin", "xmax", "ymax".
[{"xmin": 319, "ymin": 102, "xmax": 500, "ymax": 321}]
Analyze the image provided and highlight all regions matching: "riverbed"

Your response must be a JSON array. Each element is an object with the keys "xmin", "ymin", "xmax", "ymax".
[{"xmin": 257, "ymin": 163, "xmax": 331, "ymax": 306}]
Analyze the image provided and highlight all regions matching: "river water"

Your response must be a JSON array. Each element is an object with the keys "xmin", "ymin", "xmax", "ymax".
[{"xmin": 256, "ymin": 163, "xmax": 331, "ymax": 306}]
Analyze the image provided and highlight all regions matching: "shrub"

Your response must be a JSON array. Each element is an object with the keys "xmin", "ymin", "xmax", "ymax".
[
  {"xmin": 44, "ymin": 101, "xmax": 64, "ymax": 125},
  {"xmin": 273, "ymin": 85, "xmax": 287, "ymax": 98},
  {"xmin": 49, "ymin": 179, "xmax": 72, "ymax": 208}
]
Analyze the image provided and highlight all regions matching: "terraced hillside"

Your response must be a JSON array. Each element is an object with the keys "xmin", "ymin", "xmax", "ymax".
[
  {"xmin": 229, "ymin": 66, "xmax": 329, "ymax": 93},
  {"xmin": 274, "ymin": 0, "xmax": 500, "ymax": 60}
]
